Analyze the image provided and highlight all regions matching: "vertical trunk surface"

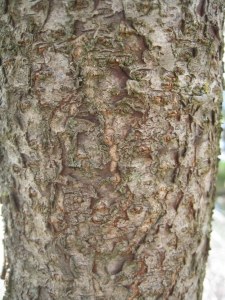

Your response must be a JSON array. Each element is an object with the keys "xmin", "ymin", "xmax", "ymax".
[{"xmin": 0, "ymin": 1, "xmax": 224, "ymax": 299}]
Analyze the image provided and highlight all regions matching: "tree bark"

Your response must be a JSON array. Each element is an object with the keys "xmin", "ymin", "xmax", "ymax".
[{"xmin": 0, "ymin": 1, "xmax": 224, "ymax": 299}]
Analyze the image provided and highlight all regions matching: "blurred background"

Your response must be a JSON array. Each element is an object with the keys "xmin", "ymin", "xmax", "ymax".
[
  {"xmin": 0, "ymin": 209, "xmax": 3, "ymax": 299},
  {"xmin": 202, "ymin": 89, "xmax": 225, "ymax": 300}
]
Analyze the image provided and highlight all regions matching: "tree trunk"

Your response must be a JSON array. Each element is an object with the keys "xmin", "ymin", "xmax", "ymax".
[{"xmin": 0, "ymin": 1, "xmax": 224, "ymax": 299}]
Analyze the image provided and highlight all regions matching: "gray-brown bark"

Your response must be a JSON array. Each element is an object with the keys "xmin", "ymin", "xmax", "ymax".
[{"xmin": 0, "ymin": 1, "xmax": 224, "ymax": 299}]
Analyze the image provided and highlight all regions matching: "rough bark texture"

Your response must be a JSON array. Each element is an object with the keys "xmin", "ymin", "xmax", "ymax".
[{"xmin": 0, "ymin": 0, "xmax": 224, "ymax": 299}]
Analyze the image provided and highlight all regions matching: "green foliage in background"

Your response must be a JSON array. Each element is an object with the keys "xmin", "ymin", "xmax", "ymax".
[{"xmin": 217, "ymin": 161, "xmax": 225, "ymax": 194}]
